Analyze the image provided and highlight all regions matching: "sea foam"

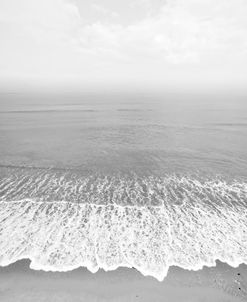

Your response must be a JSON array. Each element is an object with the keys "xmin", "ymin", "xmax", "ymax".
[{"xmin": 0, "ymin": 173, "xmax": 246, "ymax": 281}]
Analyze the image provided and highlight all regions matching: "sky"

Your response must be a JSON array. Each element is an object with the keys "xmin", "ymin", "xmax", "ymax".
[{"xmin": 0, "ymin": 0, "xmax": 247, "ymax": 92}]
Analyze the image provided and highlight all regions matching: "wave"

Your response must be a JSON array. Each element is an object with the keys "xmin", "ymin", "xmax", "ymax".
[
  {"xmin": 0, "ymin": 171, "xmax": 246, "ymax": 206},
  {"xmin": 0, "ymin": 109, "xmax": 99, "ymax": 114},
  {"xmin": 0, "ymin": 108, "xmax": 152, "ymax": 114},
  {"xmin": 117, "ymin": 109, "xmax": 152, "ymax": 112},
  {"xmin": 209, "ymin": 122, "xmax": 247, "ymax": 128},
  {"xmin": 0, "ymin": 173, "xmax": 246, "ymax": 281}
]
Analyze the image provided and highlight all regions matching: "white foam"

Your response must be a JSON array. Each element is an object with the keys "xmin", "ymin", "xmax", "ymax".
[{"xmin": 0, "ymin": 175, "xmax": 247, "ymax": 282}]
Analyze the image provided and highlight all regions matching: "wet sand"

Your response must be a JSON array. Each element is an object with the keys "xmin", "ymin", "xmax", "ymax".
[{"xmin": 0, "ymin": 260, "xmax": 246, "ymax": 302}]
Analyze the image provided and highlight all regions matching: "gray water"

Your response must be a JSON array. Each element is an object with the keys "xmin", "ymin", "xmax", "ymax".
[
  {"xmin": 0, "ymin": 92, "xmax": 247, "ymax": 176},
  {"xmin": 0, "ymin": 91, "xmax": 246, "ymax": 280}
]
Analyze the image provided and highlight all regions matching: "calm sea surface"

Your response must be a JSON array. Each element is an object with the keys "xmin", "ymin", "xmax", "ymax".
[{"xmin": 0, "ymin": 92, "xmax": 247, "ymax": 177}]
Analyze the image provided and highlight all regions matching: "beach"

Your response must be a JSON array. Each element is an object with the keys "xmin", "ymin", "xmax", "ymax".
[
  {"xmin": 0, "ymin": 260, "xmax": 246, "ymax": 302},
  {"xmin": 0, "ymin": 94, "xmax": 247, "ymax": 301}
]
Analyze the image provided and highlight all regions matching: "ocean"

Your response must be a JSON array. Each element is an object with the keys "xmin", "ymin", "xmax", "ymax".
[{"xmin": 0, "ymin": 91, "xmax": 247, "ymax": 281}]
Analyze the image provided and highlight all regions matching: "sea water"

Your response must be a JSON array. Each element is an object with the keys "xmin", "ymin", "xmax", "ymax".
[{"xmin": 0, "ymin": 91, "xmax": 246, "ymax": 281}]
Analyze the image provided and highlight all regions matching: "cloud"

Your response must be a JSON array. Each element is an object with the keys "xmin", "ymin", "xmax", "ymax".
[
  {"xmin": 73, "ymin": 0, "xmax": 247, "ymax": 65},
  {"xmin": 91, "ymin": 3, "xmax": 119, "ymax": 19},
  {"xmin": 0, "ymin": 0, "xmax": 80, "ymax": 32},
  {"xmin": 0, "ymin": 0, "xmax": 247, "ymax": 86},
  {"xmin": 0, "ymin": 0, "xmax": 82, "ymax": 75}
]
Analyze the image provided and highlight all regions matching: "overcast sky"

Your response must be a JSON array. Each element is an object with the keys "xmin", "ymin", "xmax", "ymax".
[{"xmin": 0, "ymin": 0, "xmax": 247, "ymax": 92}]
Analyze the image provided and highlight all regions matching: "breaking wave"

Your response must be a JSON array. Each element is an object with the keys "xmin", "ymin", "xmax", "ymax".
[{"xmin": 0, "ymin": 171, "xmax": 246, "ymax": 281}]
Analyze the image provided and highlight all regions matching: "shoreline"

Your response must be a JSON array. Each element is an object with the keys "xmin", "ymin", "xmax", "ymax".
[
  {"xmin": 0, "ymin": 259, "xmax": 246, "ymax": 301},
  {"xmin": 1, "ymin": 254, "xmax": 247, "ymax": 281}
]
